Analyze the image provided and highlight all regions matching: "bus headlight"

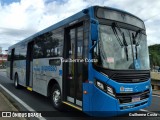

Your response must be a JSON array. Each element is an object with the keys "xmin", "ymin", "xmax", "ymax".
[
  {"xmin": 96, "ymin": 81, "xmax": 104, "ymax": 90},
  {"xmin": 106, "ymin": 86, "xmax": 115, "ymax": 97},
  {"xmin": 95, "ymin": 80, "xmax": 115, "ymax": 97}
]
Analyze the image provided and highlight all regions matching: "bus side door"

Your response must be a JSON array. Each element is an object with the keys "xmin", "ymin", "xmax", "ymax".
[
  {"xmin": 63, "ymin": 22, "xmax": 84, "ymax": 107},
  {"xmin": 26, "ymin": 42, "xmax": 33, "ymax": 87}
]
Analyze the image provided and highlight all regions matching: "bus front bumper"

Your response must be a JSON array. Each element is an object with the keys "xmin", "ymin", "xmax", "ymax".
[{"xmin": 83, "ymin": 83, "xmax": 152, "ymax": 117}]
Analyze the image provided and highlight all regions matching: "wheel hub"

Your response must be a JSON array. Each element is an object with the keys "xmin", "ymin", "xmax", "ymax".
[{"xmin": 53, "ymin": 90, "xmax": 60, "ymax": 105}]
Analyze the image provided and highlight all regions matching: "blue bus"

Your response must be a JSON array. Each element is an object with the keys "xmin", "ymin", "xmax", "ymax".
[{"xmin": 7, "ymin": 6, "xmax": 152, "ymax": 116}]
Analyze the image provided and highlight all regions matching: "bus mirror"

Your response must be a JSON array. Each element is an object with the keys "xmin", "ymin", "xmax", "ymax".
[{"xmin": 91, "ymin": 19, "xmax": 99, "ymax": 41}]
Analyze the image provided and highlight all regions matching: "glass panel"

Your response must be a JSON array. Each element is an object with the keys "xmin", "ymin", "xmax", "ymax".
[
  {"xmin": 76, "ymin": 26, "xmax": 83, "ymax": 100},
  {"xmin": 99, "ymin": 25, "xmax": 134, "ymax": 69},
  {"xmin": 94, "ymin": 24, "xmax": 150, "ymax": 70},
  {"xmin": 33, "ymin": 30, "xmax": 64, "ymax": 58},
  {"xmin": 70, "ymin": 29, "xmax": 75, "ymax": 39},
  {"xmin": 68, "ymin": 28, "xmax": 75, "ymax": 98},
  {"xmin": 97, "ymin": 8, "xmax": 145, "ymax": 29},
  {"xmin": 135, "ymin": 33, "xmax": 150, "ymax": 69}
]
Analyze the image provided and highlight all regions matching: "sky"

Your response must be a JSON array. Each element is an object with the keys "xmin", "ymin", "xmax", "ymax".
[{"xmin": 0, "ymin": 0, "xmax": 160, "ymax": 53}]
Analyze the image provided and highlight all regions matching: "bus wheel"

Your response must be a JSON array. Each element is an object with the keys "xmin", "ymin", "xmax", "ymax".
[
  {"xmin": 14, "ymin": 74, "xmax": 20, "ymax": 89},
  {"xmin": 51, "ymin": 84, "xmax": 63, "ymax": 110}
]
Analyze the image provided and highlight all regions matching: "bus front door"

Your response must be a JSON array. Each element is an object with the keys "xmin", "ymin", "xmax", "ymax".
[
  {"xmin": 26, "ymin": 42, "xmax": 33, "ymax": 88},
  {"xmin": 64, "ymin": 22, "xmax": 84, "ymax": 107},
  {"xmin": 10, "ymin": 48, "xmax": 15, "ymax": 80}
]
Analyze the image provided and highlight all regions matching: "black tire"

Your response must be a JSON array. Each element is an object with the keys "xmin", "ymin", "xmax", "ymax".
[
  {"xmin": 14, "ymin": 74, "xmax": 20, "ymax": 89},
  {"xmin": 50, "ymin": 84, "xmax": 63, "ymax": 110}
]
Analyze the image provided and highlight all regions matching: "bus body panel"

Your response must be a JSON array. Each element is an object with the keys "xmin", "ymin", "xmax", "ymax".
[
  {"xmin": 93, "ymin": 69, "xmax": 151, "ymax": 93},
  {"xmin": 12, "ymin": 60, "xmax": 26, "ymax": 86},
  {"xmin": 82, "ymin": 68, "xmax": 152, "ymax": 116},
  {"xmin": 83, "ymin": 83, "xmax": 117, "ymax": 116},
  {"xmin": 83, "ymin": 83, "xmax": 151, "ymax": 117},
  {"xmin": 32, "ymin": 57, "xmax": 62, "ymax": 96}
]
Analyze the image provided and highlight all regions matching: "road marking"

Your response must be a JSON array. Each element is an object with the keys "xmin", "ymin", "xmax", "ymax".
[
  {"xmin": 140, "ymin": 109, "xmax": 160, "ymax": 116},
  {"xmin": 152, "ymin": 94, "xmax": 160, "ymax": 98},
  {"xmin": 140, "ymin": 109, "xmax": 148, "ymax": 112},
  {"xmin": 0, "ymin": 84, "xmax": 46, "ymax": 120}
]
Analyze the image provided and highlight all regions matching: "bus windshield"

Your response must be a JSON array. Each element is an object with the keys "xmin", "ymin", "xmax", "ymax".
[{"xmin": 94, "ymin": 24, "xmax": 150, "ymax": 70}]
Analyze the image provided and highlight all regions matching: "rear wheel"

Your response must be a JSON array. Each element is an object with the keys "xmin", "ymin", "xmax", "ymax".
[
  {"xmin": 50, "ymin": 84, "xmax": 63, "ymax": 110},
  {"xmin": 14, "ymin": 74, "xmax": 20, "ymax": 89}
]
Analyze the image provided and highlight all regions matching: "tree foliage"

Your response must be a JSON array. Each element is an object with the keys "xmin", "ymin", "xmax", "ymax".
[{"xmin": 149, "ymin": 44, "xmax": 160, "ymax": 68}]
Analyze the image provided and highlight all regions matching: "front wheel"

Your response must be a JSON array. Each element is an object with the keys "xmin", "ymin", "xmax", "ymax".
[{"xmin": 50, "ymin": 84, "xmax": 63, "ymax": 110}]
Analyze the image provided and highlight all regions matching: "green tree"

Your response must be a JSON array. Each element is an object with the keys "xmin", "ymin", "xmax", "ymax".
[{"xmin": 149, "ymin": 44, "xmax": 160, "ymax": 69}]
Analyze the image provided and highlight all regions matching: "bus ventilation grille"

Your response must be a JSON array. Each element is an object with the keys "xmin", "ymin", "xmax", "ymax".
[
  {"xmin": 116, "ymin": 89, "xmax": 150, "ymax": 104},
  {"xmin": 110, "ymin": 72, "xmax": 150, "ymax": 83}
]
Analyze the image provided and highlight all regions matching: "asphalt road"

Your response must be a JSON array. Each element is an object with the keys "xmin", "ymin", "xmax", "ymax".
[{"xmin": 0, "ymin": 70, "xmax": 159, "ymax": 120}]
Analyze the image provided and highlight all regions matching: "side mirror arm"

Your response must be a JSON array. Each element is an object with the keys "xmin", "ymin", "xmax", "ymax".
[{"xmin": 90, "ymin": 18, "xmax": 99, "ymax": 52}]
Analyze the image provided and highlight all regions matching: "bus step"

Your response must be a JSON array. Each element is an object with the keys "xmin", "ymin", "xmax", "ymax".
[
  {"xmin": 62, "ymin": 101, "xmax": 82, "ymax": 111},
  {"xmin": 27, "ymin": 87, "xmax": 32, "ymax": 91}
]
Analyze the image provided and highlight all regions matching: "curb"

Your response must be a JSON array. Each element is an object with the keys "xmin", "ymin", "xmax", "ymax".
[
  {"xmin": 0, "ymin": 92, "xmax": 18, "ymax": 111},
  {"xmin": 0, "ymin": 92, "xmax": 27, "ymax": 120}
]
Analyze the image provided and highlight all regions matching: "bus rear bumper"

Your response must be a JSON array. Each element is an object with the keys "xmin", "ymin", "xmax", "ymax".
[{"xmin": 83, "ymin": 83, "xmax": 152, "ymax": 117}]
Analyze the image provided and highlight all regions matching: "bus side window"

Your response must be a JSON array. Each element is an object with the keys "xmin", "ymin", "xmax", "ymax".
[
  {"xmin": 33, "ymin": 29, "xmax": 64, "ymax": 59},
  {"xmin": 33, "ymin": 40, "xmax": 43, "ymax": 58}
]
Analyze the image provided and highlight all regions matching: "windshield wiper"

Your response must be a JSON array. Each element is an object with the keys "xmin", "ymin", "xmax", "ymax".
[
  {"xmin": 122, "ymin": 32, "xmax": 129, "ymax": 61},
  {"xmin": 111, "ymin": 23, "xmax": 123, "ymax": 47},
  {"xmin": 132, "ymin": 29, "xmax": 142, "ymax": 59},
  {"xmin": 112, "ymin": 22, "xmax": 129, "ymax": 61},
  {"xmin": 135, "ymin": 30, "xmax": 142, "ymax": 46}
]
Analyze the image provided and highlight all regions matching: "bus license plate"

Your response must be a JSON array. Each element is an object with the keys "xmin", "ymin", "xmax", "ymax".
[{"xmin": 132, "ymin": 96, "xmax": 140, "ymax": 102}]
